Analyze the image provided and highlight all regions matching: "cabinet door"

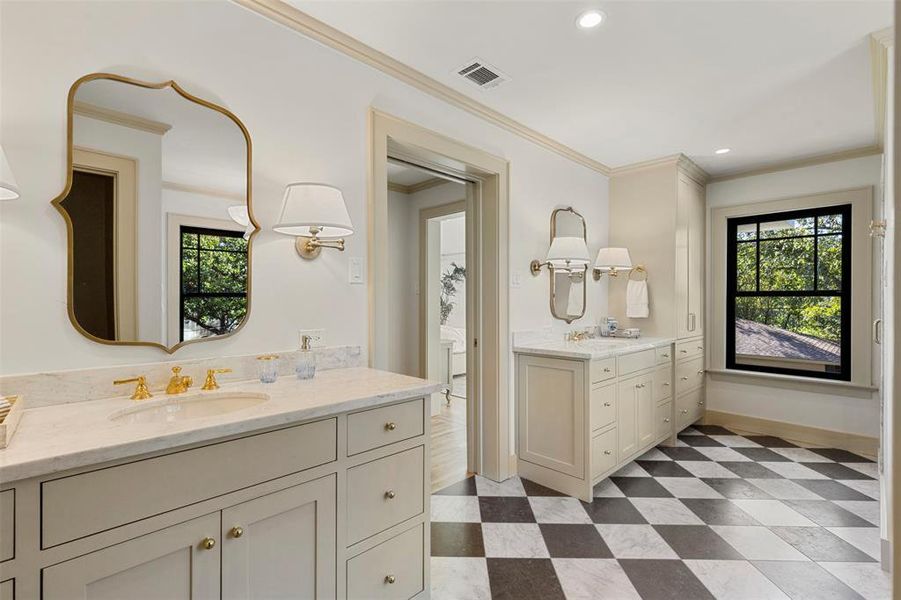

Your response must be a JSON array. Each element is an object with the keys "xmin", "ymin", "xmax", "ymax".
[
  {"xmin": 636, "ymin": 374, "xmax": 656, "ymax": 448},
  {"xmin": 222, "ymin": 475, "xmax": 337, "ymax": 600},
  {"xmin": 517, "ymin": 355, "xmax": 585, "ymax": 478},
  {"xmin": 676, "ymin": 174, "xmax": 705, "ymax": 338},
  {"xmin": 616, "ymin": 377, "xmax": 639, "ymax": 460},
  {"xmin": 43, "ymin": 513, "xmax": 220, "ymax": 600}
]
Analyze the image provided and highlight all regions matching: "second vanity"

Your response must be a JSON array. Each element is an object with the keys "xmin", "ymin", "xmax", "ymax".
[
  {"xmin": 0, "ymin": 367, "xmax": 441, "ymax": 600},
  {"xmin": 514, "ymin": 334, "xmax": 705, "ymax": 501}
]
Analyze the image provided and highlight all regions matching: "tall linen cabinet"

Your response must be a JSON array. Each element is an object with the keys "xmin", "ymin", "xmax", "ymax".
[{"xmin": 607, "ymin": 156, "xmax": 708, "ymax": 435}]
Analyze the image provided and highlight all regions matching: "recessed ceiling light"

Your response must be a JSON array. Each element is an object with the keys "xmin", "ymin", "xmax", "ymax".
[
  {"xmin": 714, "ymin": 148, "xmax": 731, "ymax": 155},
  {"xmin": 576, "ymin": 9, "xmax": 606, "ymax": 29}
]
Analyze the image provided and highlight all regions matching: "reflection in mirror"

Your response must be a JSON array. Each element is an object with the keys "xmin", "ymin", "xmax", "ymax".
[
  {"xmin": 548, "ymin": 208, "xmax": 588, "ymax": 323},
  {"xmin": 53, "ymin": 74, "xmax": 254, "ymax": 352}
]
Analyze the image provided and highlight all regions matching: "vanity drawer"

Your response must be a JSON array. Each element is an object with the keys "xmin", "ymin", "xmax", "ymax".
[
  {"xmin": 591, "ymin": 428, "xmax": 617, "ymax": 479},
  {"xmin": 656, "ymin": 402, "xmax": 673, "ymax": 440},
  {"xmin": 346, "ymin": 446, "xmax": 424, "ymax": 545},
  {"xmin": 589, "ymin": 383, "xmax": 616, "ymax": 432},
  {"xmin": 656, "ymin": 345, "xmax": 673, "ymax": 364},
  {"xmin": 675, "ymin": 338, "xmax": 705, "ymax": 360},
  {"xmin": 347, "ymin": 523, "xmax": 424, "ymax": 600},
  {"xmin": 676, "ymin": 389, "xmax": 705, "ymax": 431},
  {"xmin": 0, "ymin": 490, "xmax": 13, "ymax": 562},
  {"xmin": 675, "ymin": 356, "xmax": 705, "ymax": 394},
  {"xmin": 589, "ymin": 358, "xmax": 616, "ymax": 384},
  {"xmin": 347, "ymin": 398, "xmax": 424, "ymax": 456},
  {"xmin": 653, "ymin": 367, "xmax": 672, "ymax": 404},
  {"xmin": 617, "ymin": 349, "xmax": 655, "ymax": 377},
  {"xmin": 41, "ymin": 418, "xmax": 337, "ymax": 548}
]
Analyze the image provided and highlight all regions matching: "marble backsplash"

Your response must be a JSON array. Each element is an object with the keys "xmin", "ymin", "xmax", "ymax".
[{"xmin": 0, "ymin": 345, "xmax": 365, "ymax": 409}]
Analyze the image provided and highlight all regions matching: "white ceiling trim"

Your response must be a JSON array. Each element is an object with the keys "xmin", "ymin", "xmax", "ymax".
[
  {"xmin": 387, "ymin": 177, "xmax": 448, "ymax": 195},
  {"xmin": 73, "ymin": 101, "xmax": 172, "ymax": 135},
  {"xmin": 707, "ymin": 145, "xmax": 882, "ymax": 183},
  {"xmin": 609, "ymin": 153, "xmax": 709, "ymax": 184},
  {"xmin": 162, "ymin": 181, "xmax": 245, "ymax": 202},
  {"xmin": 870, "ymin": 27, "xmax": 894, "ymax": 147},
  {"xmin": 232, "ymin": 0, "xmax": 611, "ymax": 176}
]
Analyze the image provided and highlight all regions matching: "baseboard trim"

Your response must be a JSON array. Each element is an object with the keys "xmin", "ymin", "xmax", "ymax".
[{"xmin": 703, "ymin": 410, "xmax": 878, "ymax": 459}]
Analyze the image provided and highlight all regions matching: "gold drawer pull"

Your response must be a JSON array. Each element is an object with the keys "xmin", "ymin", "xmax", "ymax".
[
  {"xmin": 697, "ymin": 346, "xmax": 704, "ymax": 351},
  {"xmin": 680, "ymin": 349, "xmax": 688, "ymax": 354},
  {"xmin": 230, "ymin": 526, "xmax": 244, "ymax": 539},
  {"xmin": 698, "ymin": 400, "xmax": 705, "ymax": 406},
  {"xmin": 681, "ymin": 409, "xmax": 688, "ymax": 414},
  {"xmin": 604, "ymin": 450, "xmax": 612, "ymax": 455},
  {"xmin": 200, "ymin": 537, "xmax": 216, "ymax": 550},
  {"xmin": 680, "ymin": 376, "xmax": 689, "ymax": 381},
  {"xmin": 664, "ymin": 418, "xmax": 670, "ymax": 423},
  {"xmin": 385, "ymin": 490, "xmax": 396, "ymax": 500},
  {"xmin": 385, "ymin": 575, "xmax": 397, "ymax": 585},
  {"xmin": 603, "ymin": 402, "xmax": 611, "ymax": 407},
  {"xmin": 697, "ymin": 370, "xmax": 704, "ymax": 375},
  {"xmin": 662, "ymin": 353, "xmax": 670, "ymax": 358},
  {"xmin": 663, "ymin": 382, "xmax": 670, "ymax": 387},
  {"xmin": 603, "ymin": 367, "xmax": 611, "ymax": 373},
  {"xmin": 385, "ymin": 422, "xmax": 397, "ymax": 431}
]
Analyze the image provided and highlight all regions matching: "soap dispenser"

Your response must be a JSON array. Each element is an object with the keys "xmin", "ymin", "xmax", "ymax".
[{"xmin": 296, "ymin": 335, "xmax": 319, "ymax": 380}]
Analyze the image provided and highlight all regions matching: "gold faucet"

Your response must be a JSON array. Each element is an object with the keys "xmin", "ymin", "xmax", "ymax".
[
  {"xmin": 202, "ymin": 368, "xmax": 232, "ymax": 391},
  {"xmin": 166, "ymin": 366, "xmax": 193, "ymax": 395},
  {"xmin": 114, "ymin": 375, "xmax": 153, "ymax": 400}
]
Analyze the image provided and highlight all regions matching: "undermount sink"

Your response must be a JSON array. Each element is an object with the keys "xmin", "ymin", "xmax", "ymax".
[{"xmin": 109, "ymin": 391, "xmax": 270, "ymax": 425}]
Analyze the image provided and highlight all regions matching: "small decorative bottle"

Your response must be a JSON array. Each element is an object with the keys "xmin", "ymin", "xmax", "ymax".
[
  {"xmin": 295, "ymin": 335, "xmax": 319, "ymax": 380},
  {"xmin": 256, "ymin": 354, "xmax": 279, "ymax": 383}
]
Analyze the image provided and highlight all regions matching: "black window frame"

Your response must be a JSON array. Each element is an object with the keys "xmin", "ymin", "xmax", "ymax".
[
  {"xmin": 179, "ymin": 225, "xmax": 248, "ymax": 342},
  {"xmin": 725, "ymin": 203, "xmax": 852, "ymax": 381}
]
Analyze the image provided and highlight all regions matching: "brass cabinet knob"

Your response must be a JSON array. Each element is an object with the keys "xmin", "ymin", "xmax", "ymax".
[
  {"xmin": 697, "ymin": 346, "xmax": 704, "ymax": 351},
  {"xmin": 698, "ymin": 400, "xmax": 705, "ymax": 406},
  {"xmin": 604, "ymin": 450, "xmax": 612, "ymax": 455},
  {"xmin": 385, "ymin": 490, "xmax": 396, "ymax": 500},
  {"xmin": 603, "ymin": 402, "xmax": 611, "ymax": 407},
  {"xmin": 662, "ymin": 353, "xmax": 670, "ymax": 358},
  {"xmin": 385, "ymin": 422, "xmax": 397, "ymax": 431},
  {"xmin": 697, "ymin": 370, "xmax": 704, "ymax": 375},
  {"xmin": 681, "ymin": 409, "xmax": 688, "ymax": 414},
  {"xmin": 230, "ymin": 526, "xmax": 244, "ymax": 539},
  {"xmin": 663, "ymin": 382, "xmax": 670, "ymax": 387},
  {"xmin": 681, "ymin": 376, "xmax": 689, "ymax": 381},
  {"xmin": 385, "ymin": 575, "xmax": 397, "ymax": 585},
  {"xmin": 680, "ymin": 349, "xmax": 688, "ymax": 354},
  {"xmin": 201, "ymin": 537, "xmax": 216, "ymax": 550},
  {"xmin": 664, "ymin": 418, "xmax": 670, "ymax": 423},
  {"xmin": 603, "ymin": 367, "xmax": 611, "ymax": 373}
]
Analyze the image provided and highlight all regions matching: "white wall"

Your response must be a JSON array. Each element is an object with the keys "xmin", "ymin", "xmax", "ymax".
[
  {"xmin": 706, "ymin": 155, "xmax": 883, "ymax": 437},
  {"xmin": 0, "ymin": 1, "xmax": 609, "ymax": 377}
]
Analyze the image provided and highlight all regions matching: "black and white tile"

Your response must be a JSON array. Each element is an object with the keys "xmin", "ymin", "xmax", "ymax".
[{"xmin": 430, "ymin": 426, "xmax": 888, "ymax": 600}]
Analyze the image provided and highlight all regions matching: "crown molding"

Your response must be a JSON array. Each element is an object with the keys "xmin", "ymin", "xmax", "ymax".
[
  {"xmin": 232, "ymin": 0, "xmax": 611, "ymax": 176},
  {"xmin": 387, "ymin": 176, "xmax": 451, "ymax": 195},
  {"xmin": 608, "ymin": 153, "xmax": 709, "ymax": 183},
  {"xmin": 708, "ymin": 145, "xmax": 883, "ymax": 184},
  {"xmin": 162, "ymin": 181, "xmax": 245, "ymax": 202},
  {"xmin": 870, "ymin": 27, "xmax": 894, "ymax": 147},
  {"xmin": 73, "ymin": 101, "xmax": 172, "ymax": 135}
]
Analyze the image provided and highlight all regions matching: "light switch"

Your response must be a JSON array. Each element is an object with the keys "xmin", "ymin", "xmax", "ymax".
[
  {"xmin": 511, "ymin": 271, "xmax": 522, "ymax": 288},
  {"xmin": 348, "ymin": 257, "xmax": 364, "ymax": 284}
]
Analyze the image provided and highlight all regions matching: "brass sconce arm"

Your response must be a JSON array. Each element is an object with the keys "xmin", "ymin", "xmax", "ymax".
[{"xmin": 295, "ymin": 226, "xmax": 346, "ymax": 260}]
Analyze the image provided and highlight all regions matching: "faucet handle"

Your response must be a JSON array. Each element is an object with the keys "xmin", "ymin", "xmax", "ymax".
[
  {"xmin": 202, "ymin": 368, "xmax": 232, "ymax": 391},
  {"xmin": 114, "ymin": 376, "xmax": 153, "ymax": 400}
]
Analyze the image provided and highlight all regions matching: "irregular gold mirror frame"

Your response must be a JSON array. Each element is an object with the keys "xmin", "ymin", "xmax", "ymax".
[
  {"xmin": 548, "ymin": 207, "xmax": 588, "ymax": 325},
  {"xmin": 51, "ymin": 73, "xmax": 258, "ymax": 353}
]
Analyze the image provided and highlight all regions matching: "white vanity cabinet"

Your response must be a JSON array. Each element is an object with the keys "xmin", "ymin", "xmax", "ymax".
[
  {"xmin": 516, "ymin": 344, "xmax": 674, "ymax": 501},
  {"xmin": 0, "ymin": 396, "xmax": 430, "ymax": 600}
]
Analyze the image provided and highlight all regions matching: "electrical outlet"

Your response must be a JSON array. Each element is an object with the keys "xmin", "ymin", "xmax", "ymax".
[
  {"xmin": 348, "ymin": 257, "xmax": 364, "ymax": 284},
  {"xmin": 298, "ymin": 329, "xmax": 325, "ymax": 348}
]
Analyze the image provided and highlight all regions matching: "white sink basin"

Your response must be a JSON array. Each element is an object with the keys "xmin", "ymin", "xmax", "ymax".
[{"xmin": 109, "ymin": 392, "xmax": 269, "ymax": 425}]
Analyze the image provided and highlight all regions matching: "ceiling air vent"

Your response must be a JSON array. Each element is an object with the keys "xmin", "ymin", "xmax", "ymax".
[{"xmin": 456, "ymin": 58, "xmax": 509, "ymax": 90}]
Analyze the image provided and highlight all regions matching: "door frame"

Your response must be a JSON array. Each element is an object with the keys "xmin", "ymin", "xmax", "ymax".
[{"xmin": 369, "ymin": 109, "xmax": 511, "ymax": 482}]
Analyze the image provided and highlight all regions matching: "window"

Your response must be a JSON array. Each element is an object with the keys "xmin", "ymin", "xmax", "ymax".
[
  {"xmin": 179, "ymin": 226, "xmax": 248, "ymax": 342},
  {"xmin": 726, "ymin": 204, "xmax": 851, "ymax": 380}
]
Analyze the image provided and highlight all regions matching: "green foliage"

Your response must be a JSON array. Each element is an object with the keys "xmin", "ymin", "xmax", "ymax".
[
  {"xmin": 734, "ymin": 213, "xmax": 843, "ymax": 343},
  {"xmin": 439, "ymin": 262, "xmax": 466, "ymax": 326},
  {"xmin": 181, "ymin": 230, "xmax": 248, "ymax": 338}
]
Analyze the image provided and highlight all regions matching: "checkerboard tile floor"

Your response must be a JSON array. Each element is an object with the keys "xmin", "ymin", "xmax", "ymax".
[{"xmin": 430, "ymin": 425, "xmax": 889, "ymax": 600}]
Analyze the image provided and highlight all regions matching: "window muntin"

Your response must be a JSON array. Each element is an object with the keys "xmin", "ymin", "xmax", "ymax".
[
  {"xmin": 726, "ymin": 204, "xmax": 851, "ymax": 380},
  {"xmin": 179, "ymin": 226, "xmax": 248, "ymax": 342}
]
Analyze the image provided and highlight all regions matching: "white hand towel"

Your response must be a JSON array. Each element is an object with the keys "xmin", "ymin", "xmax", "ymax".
[
  {"xmin": 566, "ymin": 281, "xmax": 583, "ymax": 316},
  {"xmin": 626, "ymin": 279, "xmax": 649, "ymax": 318}
]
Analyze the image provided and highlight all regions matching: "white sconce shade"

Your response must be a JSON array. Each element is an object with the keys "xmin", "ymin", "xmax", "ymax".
[
  {"xmin": 546, "ymin": 236, "xmax": 590, "ymax": 269},
  {"xmin": 227, "ymin": 205, "xmax": 253, "ymax": 240},
  {"xmin": 273, "ymin": 183, "xmax": 353, "ymax": 239},
  {"xmin": 594, "ymin": 247, "xmax": 632, "ymax": 271},
  {"xmin": 0, "ymin": 145, "xmax": 20, "ymax": 201}
]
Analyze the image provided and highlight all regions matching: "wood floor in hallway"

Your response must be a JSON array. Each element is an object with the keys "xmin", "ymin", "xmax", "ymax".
[{"xmin": 431, "ymin": 382, "xmax": 468, "ymax": 493}]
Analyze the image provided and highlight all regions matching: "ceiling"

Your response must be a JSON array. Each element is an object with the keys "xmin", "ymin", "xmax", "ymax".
[
  {"xmin": 290, "ymin": 1, "xmax": 892, "ymax": 176},
  {"xmin": 387, "ymin": 161, "xmax": 437, "ymax": 186}
]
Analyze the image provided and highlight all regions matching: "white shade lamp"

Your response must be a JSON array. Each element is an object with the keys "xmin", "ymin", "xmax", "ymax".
[
  {"xmin": 593, "ymin": 247, "xmax": 632, "ymax": 279},
  {"xmin": 0, "ymin": 145, "xmax": 20, "ymax": 201},
  {"xmin": 531, "ymin": 236, "xmax": 590, "ymax": 276},
  {"xmin": 273, "ymin": 183, "xmax": 354, "ymax": 259}
]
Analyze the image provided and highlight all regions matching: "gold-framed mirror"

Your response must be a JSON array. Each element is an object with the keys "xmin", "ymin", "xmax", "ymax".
[
  {"xmin": 51, "ymin": 73, "xmax": 257, "ymax": 353},
  {"xmin": 529, "ymin": 207, "xmax": 589, "ymax": 324}
]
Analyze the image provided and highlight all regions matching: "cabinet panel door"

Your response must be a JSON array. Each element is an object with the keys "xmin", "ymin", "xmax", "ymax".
[
  {"xmin": 637, "ymin": 374, "xmax": 656, "ymax": 448},
  {"xmin": 43, "ymin": 513, "xmax": 220, "ymax": 600},
  {"xmin": 676, "ymin": 174, "xmax": 705, "ymax": 339},
  {"xmin": 221, "ymin": 475, "xmax": 337, "ymax": 600},
  {"xmin": 616, "ymin": 377, "xmax": 639, "ymax": 460},
  {"xmin": 517, "ymin": 355, "xmax": 585, "ymax": 478}
]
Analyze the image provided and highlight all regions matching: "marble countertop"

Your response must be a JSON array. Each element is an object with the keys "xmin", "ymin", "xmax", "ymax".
[
  {"xmin": 513, "ymin": 336, "xmax": 673, "ymax": 360},
  {"xmin": 0, "ymin": 367, "xmax": 442, "ymax": 482}
]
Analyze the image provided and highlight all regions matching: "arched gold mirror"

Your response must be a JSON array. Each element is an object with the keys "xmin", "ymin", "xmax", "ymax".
[
  {"xmin": 530, "ymin": 207, "xmax": 589, "ymax": 324},
  {"xmin": 52, "ymin": 73, "xmax": 256, "ymax": 353}
]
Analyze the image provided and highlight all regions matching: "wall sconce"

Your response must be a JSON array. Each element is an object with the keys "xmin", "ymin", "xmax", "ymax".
[
  {"xmin": 0, "ymin": 145, "xmax": 20, "ymax": 201},
  {"xmin": 592, "ymin": 247, "xmax": 633, "ymax": 280},
  {"xmin": 530, "ymin": 236, "xmax": 590, "ymax": 279},
  {"xmin": 273, "ymin": 183, "xmax": 354, "ymax": 260}
]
